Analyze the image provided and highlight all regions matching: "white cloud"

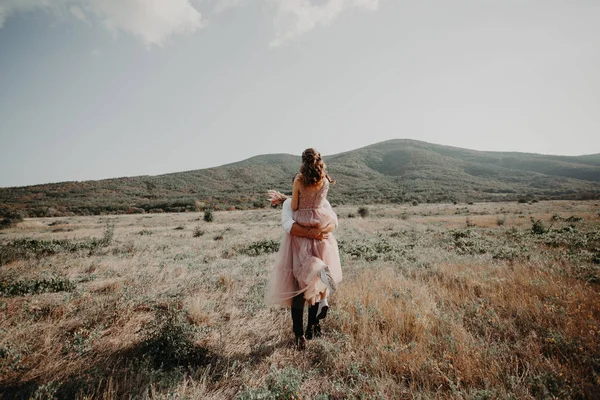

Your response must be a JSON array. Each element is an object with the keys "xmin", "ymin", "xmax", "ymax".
[
  {"xmin": 91, "ymin": 0, "xmax": 203, "ymax": 46},
  {"xmin": 0, "ymin": 0, "xmax": 61, "ymax": 29},
  {"xmin": 0, "ymin": 0, "xmax": 381, "ymax": 47},
  {"xmin": 213, "ymin": 0, "xmax": 247, "ymax": 14},
  {"xmin": 267, "ymin": 0, "xmax": 380, "ymax": 47},
  {"xmin": 0, "ymin": 0, "xmax": 203, "ymax": 46},
  {"xmin": 69, "ymin": 4, "xmax": 87, "ymax": 22}
]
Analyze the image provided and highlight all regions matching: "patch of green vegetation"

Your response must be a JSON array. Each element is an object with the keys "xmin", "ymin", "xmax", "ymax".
[
  {"xmin": 237, "ymin": 366, "xmax": 303, "ymax": 400},
  {"xmin": 0, "ymin": 343, "xmax": 28, "ymax": 372},
  {"xmin": 239, "ymin": 239, "xmax": 280, "ymax": 256},
  {"xmin": 530, "ymin": 218, "xmax": 548, "ymax": 235},
  {"xmin": 0, "ymin": 275, "xmax": 75, "ymax": 297},
  {"xmin": 338, "ymin": 238, "xmax": 412, "ymax": 262},
  {"xmin": 192, "ymin": 226, "xmax": 204, "ymax": 237},
  {"xmin": 0, "ymin": 210, "xmax": 24, "ymax": 230},
  {"xmin": 448, "ymin": 229, "xmax": 493, "ymax": 256},
  {"xmin": 0, "ymin": 224, "xmax": 113, "ymax": 266},
  {"xmin": 141, "ymin": 306, "xmax": 198, "ymax": 367},
  {"xmin": 357, "ymin": 206, "xmax": 369, "ymax": 218}
]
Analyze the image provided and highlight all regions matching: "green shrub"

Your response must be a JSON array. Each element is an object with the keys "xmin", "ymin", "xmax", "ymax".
[
  {"xmin": 142, "ymin": 306, "xmax": 197, "ymax": 367},
  {"xmin": 566, "ymin": 215, "xmax": 584, "ymax": 223},
  {"xmin": 237, "ymin": 366, "xmax": 303, "ymax": 400},
  {"xmin": 357, "ymin": 207, "xmax": 369, "ymax": 218},
  {"xmin": 551, "ymin": 213, "xmax": 563, "ymax": 222},
  {"xmin": 0, "ymin": 224, "xmax": 114, "ymax": 266},
  {"xmin": 0, "ymin": 211, "xmax": 24, "ymax": 230},
  {"xmin": 337, "ymin": 238, "xmax": 408, "ymax": 262},
  {"xmin": 193, "ymin": 226, "xmax": 204, "ymax": 237},
  {"xmin": 100, "ymin": 223, "xmax": 114, "ymax": 246},
  {"xmin": 449, "ymin": 229, "xmax": 492, "ymax": 255},
  {"xmin": 240, "ymin": 239, "xmax": 280, "ymax": 256},
  {"xmin": 530, "ymin": 218, "xmax": 547, "ymax": 235},
  {"xmin": 0, "ymin": 275, "xmax": 76, "ymax": 297},
  {"xmin": 31, "ymin": 381, "xmax": 60, "ymax": 400},
  {"xmin": 204, "ymin": 209, "xmax": 214, "ymax": 222}
]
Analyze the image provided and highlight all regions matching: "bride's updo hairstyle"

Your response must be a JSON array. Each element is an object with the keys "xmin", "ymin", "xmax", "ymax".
[{"xmin": 300, "ymin": 148, "xmax": 326, "ymax": 186}]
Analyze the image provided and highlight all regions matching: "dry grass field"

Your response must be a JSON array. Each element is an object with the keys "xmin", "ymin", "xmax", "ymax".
[{"xmin": 1, "ymin": 201, "xmax": 599, "ymax": 399}]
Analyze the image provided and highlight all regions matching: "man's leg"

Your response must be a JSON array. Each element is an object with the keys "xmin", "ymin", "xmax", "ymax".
[
  {"xmin": 291, "ymin": 294, "xmax": 305, "ymax": 338},
  {"xmin": 291, "ymin": 294, "xmax": 307, "ymax": 349}
]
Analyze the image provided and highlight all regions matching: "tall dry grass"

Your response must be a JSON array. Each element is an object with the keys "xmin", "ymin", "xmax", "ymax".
[
  {"xmin": 0, "ymin": 201, "xmax": 598, "ymax": 399},
  {"xmin": 327, "ymin": 262, "xmax": 599, "ymax": 398}
]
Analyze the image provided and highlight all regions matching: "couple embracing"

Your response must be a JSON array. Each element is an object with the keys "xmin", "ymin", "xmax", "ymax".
[{"xmin": 267, "ymin": 148, "xmax": 343, "ymax": 350}]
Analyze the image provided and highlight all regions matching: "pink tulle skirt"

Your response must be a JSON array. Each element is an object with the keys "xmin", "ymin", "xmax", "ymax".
[{"xmin": 267, "ymin": 207, "xmax": 342, "ymax": 307}]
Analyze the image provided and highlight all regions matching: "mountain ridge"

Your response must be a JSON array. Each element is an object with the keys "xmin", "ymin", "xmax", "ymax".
[{"xmin": 1, "ymin": 139, "xmax": 599, "ymax": 217}]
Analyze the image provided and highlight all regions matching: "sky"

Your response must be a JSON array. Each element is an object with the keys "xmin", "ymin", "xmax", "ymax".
[{"xmin": 0, "ymin": 0, "xmax": 599, "ymax": 187}]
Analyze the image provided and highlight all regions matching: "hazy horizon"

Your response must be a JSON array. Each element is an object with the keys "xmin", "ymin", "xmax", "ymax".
[
  {"xmin": 1, "ymin": 0, "xmax": 599, "ymax": 187},
  {"xmin": 2, "ymin": 137, "xmax": 599, "ymax": 188}
]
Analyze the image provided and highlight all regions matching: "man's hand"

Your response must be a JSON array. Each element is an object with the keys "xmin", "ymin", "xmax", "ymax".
[{"xmin": 307, "ymin": 228, "xmax": 328, "ymax": 240}]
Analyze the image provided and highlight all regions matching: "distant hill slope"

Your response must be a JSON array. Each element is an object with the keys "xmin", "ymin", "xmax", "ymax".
[{"xmin": 1, "ymin": 139, "xmax": 599, "ymax": 217}]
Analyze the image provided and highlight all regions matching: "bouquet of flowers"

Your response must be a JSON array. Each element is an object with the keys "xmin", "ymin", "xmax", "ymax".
[{"xmin": 267, "ymin": 190, "xmax": 288, "ymax": 207}]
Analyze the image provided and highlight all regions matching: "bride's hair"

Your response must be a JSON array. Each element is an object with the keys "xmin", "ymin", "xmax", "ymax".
[{"xmin": 299, "ymin": 148, "xmax": 328, "ymax": 186}]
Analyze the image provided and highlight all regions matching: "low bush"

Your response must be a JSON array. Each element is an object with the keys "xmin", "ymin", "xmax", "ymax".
[
  {"xmin": 192, "ymin": 226, "xmax": 204, "ymax": 237},
  {"xmin": 338, "ymin": 238, "xmax": 410, "ymax": 262},
  {"xmin": 357, "ymin": 207, "xmax": 369, "ymax": 218},
  {"xmin": 141, "ymin": 306, "xmax": 198, "ymax": 367},
  {"xmin": 237, "ymin": 366, "xmax": 303, "ymax": 400},
  {"xmin": 0, "ymin": 212, "xmax": 24, "ymax": 230},
  {"xmin": 0, "ymin": 224, "xmax": 114, "ymax": 266},
  {"xmin": 530, "ymin": 218, "xmax": 548, "ymax": 235},
  {"xmin": 0, "ymin": 275, "xmax": 75, "ymax": 297},
  {"xmin": 204, "ymin": 209, "xmax": 214, "ymax": 223},
  {"xmin": 240, "ymin": 239, "xmax": 280, "ymax": 256}
]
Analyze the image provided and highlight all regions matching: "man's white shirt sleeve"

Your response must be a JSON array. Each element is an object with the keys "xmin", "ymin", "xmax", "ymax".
[
  {"xmin": 281, "ymin": 198, "xmax": 337, "ymax": 233},
  {"xmin": 281, "ymin": 198, "xmax": 295, "ymax": 233}
]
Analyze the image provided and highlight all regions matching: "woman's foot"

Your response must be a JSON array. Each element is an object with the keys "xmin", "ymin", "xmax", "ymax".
[
  {"xmin": 295, "ymin": 335, "xmax": 307, "ymax": 350},
  {"xmin": 317, "ymin": 299, "xmax": 329, "ymax": 320}
]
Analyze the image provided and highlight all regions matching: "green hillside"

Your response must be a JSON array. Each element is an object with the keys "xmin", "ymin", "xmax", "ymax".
[{"xmin": 1, "ymin": 140, "xmax": 599, "ymax": 217}]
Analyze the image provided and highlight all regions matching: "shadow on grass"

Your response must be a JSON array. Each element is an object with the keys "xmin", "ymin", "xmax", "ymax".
[
  {"xmin": 1, "ymin": 339, "xmax": 289, "ymax": 399},
  {"xmin": 0, "ymin": 309, "xmax": 287, "ymax": 399}
]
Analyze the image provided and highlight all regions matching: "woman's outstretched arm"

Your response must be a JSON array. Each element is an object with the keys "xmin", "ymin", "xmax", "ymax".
[{"xmin": 291, "ymin": 176, "xmax": 301, "ymax": 211}]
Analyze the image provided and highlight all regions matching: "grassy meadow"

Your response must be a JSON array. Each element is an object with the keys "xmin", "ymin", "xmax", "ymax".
[{"xmin": 1, "ymin": 201, "xmax": 599, "ymax": 399}]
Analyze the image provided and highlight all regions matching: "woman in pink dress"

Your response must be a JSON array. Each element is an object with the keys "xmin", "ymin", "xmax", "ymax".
[{"xmin": 268, "ymin": 148, "xmax": 343, "ymax": 349}]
